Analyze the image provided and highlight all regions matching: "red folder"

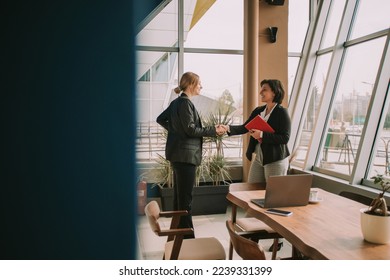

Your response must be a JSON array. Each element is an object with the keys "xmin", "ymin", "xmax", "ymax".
[{"xmin": 245, "ymin": 115, "xmax": 274, "ymax": 133}]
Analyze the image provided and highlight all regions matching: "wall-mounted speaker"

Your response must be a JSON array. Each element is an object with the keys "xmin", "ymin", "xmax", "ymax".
[
  {"xmin": 268, "ymin": 27, "xmax": 278, "ymax": 43},
  {"xmin": 265, "ymin": 0, "xmax": 285, "ymax": 6}
]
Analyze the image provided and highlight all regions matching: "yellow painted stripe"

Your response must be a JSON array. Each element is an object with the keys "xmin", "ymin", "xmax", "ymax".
[{"xmin": 190, "ymin": 0, "xmax": 217, "ymax": 30}]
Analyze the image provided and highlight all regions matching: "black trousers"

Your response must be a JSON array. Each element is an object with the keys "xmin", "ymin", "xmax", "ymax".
[{"xmin": 171, "ymin": 162, "xmax": 196, "ymax": 239}]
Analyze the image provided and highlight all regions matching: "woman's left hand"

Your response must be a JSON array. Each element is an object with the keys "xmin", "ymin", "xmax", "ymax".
[{"xmin": 249, "ymin": 129, "xmax": 262, "ymax": 140}]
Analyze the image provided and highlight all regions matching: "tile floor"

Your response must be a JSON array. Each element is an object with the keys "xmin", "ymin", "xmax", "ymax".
[{"xmin": 136, "ymin": 205, "xmax": 293, "ymax": 260}]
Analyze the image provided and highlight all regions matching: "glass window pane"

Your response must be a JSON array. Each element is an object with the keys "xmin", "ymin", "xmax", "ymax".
[
  {"xmin": 184, "ymin": 53, "xmax": 243, "ymax": 105},
  {"xmin": 288, "ymin": 0, "xmax": 309, "ymax": 52},
  {"xmin": 184, "ymin": 0, "xmax": 243, "ymax": 50},
  {"xmin": 136, "ymin": 98, "xmax": 150, "ymax": 123},
  {"xmin": 136, "ymin": 50, "xmax": 178, "ymax": 161},
  {"xmin": 288, "ymin": 57, "xmax": 300, "ymax": 98},
  {"xmin": 315, "ymin": 37, "xmax": 386, "ymax": 176},
  {"xmin": 136, "ymin": 0, "xmax": 178, "ymax": 47},
  {"xmin": 292, "ymin": 53, "xmax": 332, "ymax": 167},
  {"xmin": 136, "ymin": 51, "xmax": 177, "ymax": 82},
  {"xmin": 350, "ymin": 0, "xmax": 390, "ymax": 40},
  {"xmin": 368, "ymin": 100, "xmax": 390, "ymax": 178},
  {"xmin": 136, "ymin": 81, "xmax": 172, "ymax": 122},
  {"xmin": 320, "ymin": 0, "xmax": 346, "ymax": 49},
  {"xmin": 184, "ymin": 53, "xmax": 243, "ymax": 159}
]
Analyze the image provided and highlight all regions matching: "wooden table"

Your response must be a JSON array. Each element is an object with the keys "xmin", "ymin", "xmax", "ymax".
[{"xmin": 227, "ymin": 188, "xmax": 390, "ymax": 260}]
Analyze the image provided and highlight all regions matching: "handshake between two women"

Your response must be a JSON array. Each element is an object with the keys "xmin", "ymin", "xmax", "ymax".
[
  {"xmin": 215, "ymin": 124, "xmax": 229, "ymax": 136},
  {"xmin": 215, "ymin": 124, "xmax": 263, "ymax": 141}
]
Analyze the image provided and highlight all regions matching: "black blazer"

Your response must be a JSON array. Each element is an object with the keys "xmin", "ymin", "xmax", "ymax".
[
  {"xmin": 156, "ymin": 93, "xmax": 216, "ymax": 166},
  {"xmin": 229, "ymin": 104, "xmax": 290, "ymax": 165}
]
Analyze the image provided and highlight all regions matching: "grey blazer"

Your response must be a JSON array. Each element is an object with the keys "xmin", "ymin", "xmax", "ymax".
[{"xmin": 156, "ymin": 93, "xmax": 216, "ymax": 166}]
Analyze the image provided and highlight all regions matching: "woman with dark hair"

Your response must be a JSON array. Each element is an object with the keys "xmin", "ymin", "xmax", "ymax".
[
  {"xmin": 224, "ymin": 79, "xmax": 291, "ymax": 184},
  {"xmin": 223, "ymin": 79, "xmax": 290, "ymax": 251},
  {"xmin": 156, "ymin": 72, "xmax": 226, "ymax": 238}
]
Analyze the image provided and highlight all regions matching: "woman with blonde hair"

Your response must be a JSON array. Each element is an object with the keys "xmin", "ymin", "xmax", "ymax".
[{"xmin": 157, "ymin": 72, "xmax": 226, "ymax": 238}]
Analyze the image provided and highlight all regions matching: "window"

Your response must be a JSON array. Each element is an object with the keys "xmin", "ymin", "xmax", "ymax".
[
  {"xmin": 184, "ymin": 0, "xmax": 243, "ymax": 50},
  {"xmin": 315, "ymin": 37, "xmax": 386, "ymax": 176},
  {"xmin": 294, "ymin": 53, "xmax": 332, "ymax": 167},
  {"xmin": 136, "ymin": 0, "xmax": 311, "ymax": 162},
  {"xmin": 290, "ymin": 0, "xmax": 390, "ymax": 191},
  {"xmin": 136, "ymin": 0, "xmax": 178, "ymax": 47},
  {"xmin": 288, "ymin": 0, "xmax": 309, "ymax": 52},
  {"xmin": 320, "ymin": 0, "xmax": 346, "ymax": 49},
  {"xmin": 368, "ymin": 96, "xmax": 390, "ymax": 179},
  {"xmin": 349, "ymin": 0, "xmax": 390, "ymax": 40},
  {"xmin": 288, "ymin": 0, "xmax": 310, "ymax": 96},
  {"xmin": 135, "ymin": 0, "xmax": 244, "ymax": 161}
]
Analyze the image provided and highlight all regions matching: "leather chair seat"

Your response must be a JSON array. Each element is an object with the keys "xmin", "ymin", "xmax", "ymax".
[
  {"xmin": 165, "ymin": 237, "xmax": 226, "ymax": 260},
  {"xmin": 236, "ymin": 217, "xmax": 276, "ymax": 232}
]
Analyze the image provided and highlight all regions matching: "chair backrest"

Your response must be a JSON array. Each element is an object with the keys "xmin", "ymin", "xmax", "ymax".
[
  {"xmin": 339, "ymin": 191, "xmax": 373, "ymax": 206},
  {"xmin": 144, "ymin": 200, "xmax": 161, "ymax": 235},
  {"xmin": 226, "ymin": 220, "xmax": 266, "ymax": 260},
  {"xmin": 145, "ymin": 201, "xmax": 224, "ymax": 260},
  {"xmin": 229, "ymin": 182, "xmax": 266, "ymax": 191}
]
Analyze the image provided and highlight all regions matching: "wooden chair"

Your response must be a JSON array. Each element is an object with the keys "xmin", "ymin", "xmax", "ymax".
[
  {"xmin": 144, "ymin": 200, "xmax": 226, "ymax": 260},
  {"xmin": 228, "ymin": 182, "xmax": 282, "ymax": 260},
  {"xmin": 226, "ymin": 220, "xmax": 266, "ymax": 260}
]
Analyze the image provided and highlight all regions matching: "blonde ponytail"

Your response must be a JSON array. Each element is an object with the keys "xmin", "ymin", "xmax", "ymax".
[{"xmin": 175, "ymin": 72, "xmax": 199, "ymax": 94}]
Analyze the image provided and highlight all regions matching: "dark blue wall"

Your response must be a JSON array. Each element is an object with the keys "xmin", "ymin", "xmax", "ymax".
[
  {"xmin": 1, "ymin": 0, "xmax": 137, "ymax": 259},
  {"xmin": 134, "ymin": 0, "xmax": 166, "ymax": 29}
]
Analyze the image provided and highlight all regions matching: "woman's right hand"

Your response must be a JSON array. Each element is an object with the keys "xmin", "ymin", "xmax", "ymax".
[
  {"xmin": 249, "ymin": 129, "xmax": 262, "ymax": 140},
  {"xmin": 216, "ymin": 125, "xmax": 227, "ymax": 135}
]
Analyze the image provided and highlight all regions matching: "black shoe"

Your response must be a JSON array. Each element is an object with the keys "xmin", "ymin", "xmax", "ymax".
[{"xmin": 268, "ymin": 242, "xmax": 283, "ymax": 252}]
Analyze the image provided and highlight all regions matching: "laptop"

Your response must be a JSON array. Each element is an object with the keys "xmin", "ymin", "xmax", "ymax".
[{"xmin": 251, "ymin": 174, "xmax": 313, "ymax": 208}]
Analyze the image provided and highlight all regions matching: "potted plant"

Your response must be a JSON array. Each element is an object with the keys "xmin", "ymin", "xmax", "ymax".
[
  {"xmin": 360, "ymin": 174, "xmax": 390, "ymax": 244},
  {"xmin": 153, "ymin": 153, "xmax": 174, "ymax": 189},
  {"xmin": 199, "ymin": 96, "xmax": 235, "ymax": 186},
  {"xmin": 204, "ymin": 154, "xmax": 232, "ymax": 186},
  {"xmin": 189, "ymin": 153, "xmax": 232, "ymax": 215},
  {"xmin": 152, "ymin": 153, "xmax": 175, "ymax": 210},
  {"xmin": 185, "ymin": 99, "xmax": 234, "ymax": 215},
  {"xmin": 152, "ymin": 152, "xmax": 233, "ymax": 214},
  {"xmin": 202, "ymin": 96, "xmax": 235, "ymax": 159},
  {"xmin": 154, "ymin": 97, "xmax": 235, "ymax": 214},
  {"xmin": 154, "ymin": 152, "xmax": 233, "ymax": 215}
]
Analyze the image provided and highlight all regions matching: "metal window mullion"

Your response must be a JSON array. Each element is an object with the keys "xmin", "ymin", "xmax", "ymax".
[
  {"xmin": 309, "ymin": 0, "xmax": 318, "ymax": 22},
  {"xmin": 135, "ymin": 47, "xmax": 245, "ymax": 56},
  {"xmin": 149, "ymin": 72, "xmax": 153, "ymax": 127},
  {"xmin": 344, "ymin": 29, "xmax": 389, "ymax": 48},
  {"xmin": 288, "ymin": 0, "xmax": 331, "ymax": 156},
  {"xmin": 135, "ymin": 46, "xmax": 179, "ymax": 52},
  {"xmin": 316, "ymin": 46, "xmax": 334, "ymax": 55},
  {"xmin": 288, "ymin": 52, "xmax": 302, "ymax": 58},
  {"xmin": 178, "ymin": 0, "xmax": 184, "ymax": 79},
  {"xmin": 164, "ymin": 53, "xmax": 174, "ymax": 108},
  {"xmin": 351, "ymin": 30, "xmax": 390, "ymax": 185},
  {"xmin": 306, "ymin": 0, "xmax": 357, "ymax": 171},
  {"xmin": 183, "ymin": 48, "xmax": 243, "ymax": 55}
]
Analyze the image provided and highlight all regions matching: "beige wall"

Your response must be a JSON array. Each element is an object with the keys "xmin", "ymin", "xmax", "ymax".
[
  {"xmin": 258, "ymin": 0, "xmax": 289, "ymax": 108},
  {"xmin": 242, "ymin": 0, "xmax": 289, "ymax": 180}
]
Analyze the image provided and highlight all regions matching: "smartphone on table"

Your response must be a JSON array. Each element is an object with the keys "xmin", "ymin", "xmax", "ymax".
[{"xmin": 265, "ymin": 208, "xmax": 293, "ymax": 216}]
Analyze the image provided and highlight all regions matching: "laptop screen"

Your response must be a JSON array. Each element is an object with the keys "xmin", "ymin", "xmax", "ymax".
[{"xmin": 252, "ymin": 174, "xmax": 313, "ymax": 208}]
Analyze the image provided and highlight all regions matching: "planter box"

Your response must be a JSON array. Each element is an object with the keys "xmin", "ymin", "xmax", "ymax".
[
  {"xmin": 159, "ymin": 186, "xmax": 174, "ymax": 211},
  {"xmin": 159, "ymin": 184, "xmax": 230, "ymax": 215}
]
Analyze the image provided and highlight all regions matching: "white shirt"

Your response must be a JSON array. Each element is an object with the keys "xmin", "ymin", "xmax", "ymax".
[{"xmin": 259, "ymin": 103, "xmax": 277, "ymax": 138}]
